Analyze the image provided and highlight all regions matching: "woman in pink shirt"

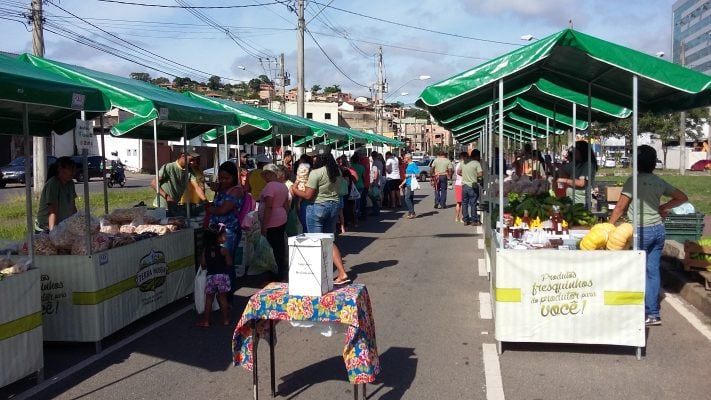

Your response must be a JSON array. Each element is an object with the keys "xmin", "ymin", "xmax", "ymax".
[{"xmin": 259, "ymin": 164, "xmax": 290, "ymax": 282}]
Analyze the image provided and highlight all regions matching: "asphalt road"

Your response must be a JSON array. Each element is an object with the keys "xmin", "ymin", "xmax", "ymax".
[
  {"xmin": 3, "ymin": 190, "xmax": 711, "ymax": 399},
  {"xmin": 0, "ymin": 173, "xmax": 155, "ymax": 202}
]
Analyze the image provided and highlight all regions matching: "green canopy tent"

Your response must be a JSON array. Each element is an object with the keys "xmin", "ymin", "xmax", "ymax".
[
  {"xmin": 417, "ymin": 28, "xmax": 711, "ymax": 250},
  {"xmin": 0, "ymin": 53, "xmax": 111, "ymax": 257},
  {"xmin": 20, "ymin": 53, "xmax": 241, "ymax": 212}
]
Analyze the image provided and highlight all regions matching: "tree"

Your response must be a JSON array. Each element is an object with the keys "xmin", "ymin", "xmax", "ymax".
[
  {"xmin": 173, "ymin": 76, "xmax": 192, "ymax": 87},
  {"xmin": 310, "ymin": 84, "xmax": 321, "ymax": 94},
  {"xmin": 129, "ymin": 72, "xmax": 151, "ymax": 82},
  {"xmin": 208, "ymin": 75, "xmax": 221, "ymax": 90},
  {"xmin": 405, "ymin": 108, "xmax": 430, "ymax": 119},
  {"xmin": 258, "ymin": 75, "xmax": 272, "ymax": 85},
  {"xmin": 248, "ymin": 78, "xmax": 262, "ymax": 93},
  {"xmin": 323, "ymin": 85, "xmax": 341, "ymax": 94},
  {"xmin": 151, "ymin": 76, "xmax": 170, "ymax": 85}
]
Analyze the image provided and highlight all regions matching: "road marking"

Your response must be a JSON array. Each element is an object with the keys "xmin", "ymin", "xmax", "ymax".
[
  {"xmin": 15, "ymin": 304, "xmax": 193, "ymax": 400},
  {"xmin": 479, "ymin": 292, "xmax": 493, "ymax": 320},
  {"xmin": 478, "ymin": 258, "xmax": 487, "ymax": 277},
  {"xmin": 478, "ymin": 238, "xmax": 484, "ymax": 249},
  {"xmin": 482, "ymin": 343, "xmax": 505, "ymax": 400},
  {"xmin": 476, "ymin": 225, "xmax": 483, "ymax": 235},
  {"xmin": 664, "ymin": 293, "xmax": 711, "ymax": 341}
]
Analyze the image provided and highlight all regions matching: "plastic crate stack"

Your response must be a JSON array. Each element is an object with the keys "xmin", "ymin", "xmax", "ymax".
[{"xmin": 663, "ymin": 213, "xmax": 705, "ymax": 242}]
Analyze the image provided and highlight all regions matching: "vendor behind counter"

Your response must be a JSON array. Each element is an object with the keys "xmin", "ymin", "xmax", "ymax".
[{"xmin": 35, "ymin": 156, "xmax": 77, "ymax": 233}]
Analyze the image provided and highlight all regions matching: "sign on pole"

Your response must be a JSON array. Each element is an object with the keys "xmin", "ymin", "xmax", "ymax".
[{"xmin": 75, "ymin": 119, "xmax": 94, "ymax": 153}]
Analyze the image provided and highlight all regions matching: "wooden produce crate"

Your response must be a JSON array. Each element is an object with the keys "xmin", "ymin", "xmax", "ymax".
[{"xmin": 682, "ymin": 241, "xmax": 711, "ymax": 291}]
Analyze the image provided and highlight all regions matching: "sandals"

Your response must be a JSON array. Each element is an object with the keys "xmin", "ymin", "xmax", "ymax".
[
  {"xmin": 196, "ymin": 320, "xmax": 210, "ymax": 328},
  {"xmin": 334, "ymin": 277, "xmax": 352, "ymax": 285}
]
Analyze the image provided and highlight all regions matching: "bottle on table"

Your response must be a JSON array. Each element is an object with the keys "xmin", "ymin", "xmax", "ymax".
[{"xmin": 551, "ymin": 205, "xmax": 563, "ymax": 235}]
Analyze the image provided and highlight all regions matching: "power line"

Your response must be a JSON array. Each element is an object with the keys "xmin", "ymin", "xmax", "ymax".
[
  {"xmin": 45, "ymin": 0, "xmax": 246, "ymax": 82},
  {"xmin": 305, "ymin": 28, "xmax": 369, "ymax": 88},
  {"xmin": 96, "ymin": 0, "xmax": 283, "ymax": 9},
  {"xmin": 310, "ymin": 1, "xmax": 522, "ymax": 47}
]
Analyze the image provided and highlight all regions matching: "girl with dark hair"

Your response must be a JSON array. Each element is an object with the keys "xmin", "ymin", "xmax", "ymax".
[
  {"xmin": 196, "ymin": 224, "xmax": 232, "ymax": 327},
  {"xmin": 609, "ymin": 145, "xmax": 688, "ymax": 326},
  {"xmin": 291, "ymin": 145, "xmax": 350, "ymax": 284},
  {"xmin": 205, "ymin": 161, "xmax": 244, "ymax": 298},
  {"xmin": 556, "ymin": 140, "xmax": 598, "ymax": 206},
  {"xmin": 35, "ymin": 157, "xmax": 77, "ymax": 232}
]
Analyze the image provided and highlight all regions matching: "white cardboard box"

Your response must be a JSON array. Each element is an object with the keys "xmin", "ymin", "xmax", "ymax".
[{"xmin": 288, "ymin": 233, "xmax": 334, "ymax": 297}]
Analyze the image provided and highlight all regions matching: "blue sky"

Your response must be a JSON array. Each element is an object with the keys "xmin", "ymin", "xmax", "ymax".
[{"xmin": 0, "ymin": 0, "xmax": 676, "ymax": 104}]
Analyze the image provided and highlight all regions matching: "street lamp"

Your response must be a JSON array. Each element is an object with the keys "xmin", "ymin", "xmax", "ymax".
[
  {"xmin": 655, "ymin": 51, "xmax": 665, "ymax": 58},
  {"xmin": 384, "ymin": 75, "xmax": 431, "ymax": 101},
  {"xmin": 520, "ymin": 34, "xmax": 536, "ymax": 41}
]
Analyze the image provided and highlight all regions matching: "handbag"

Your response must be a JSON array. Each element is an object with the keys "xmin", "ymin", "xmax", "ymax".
[
  {"xmin": 348, "ymin": 182, "xmax": 361, "ymax": 200},
  {"xmin": 410, "ymin": 176, "xmax": 421, "ymax": 191}
]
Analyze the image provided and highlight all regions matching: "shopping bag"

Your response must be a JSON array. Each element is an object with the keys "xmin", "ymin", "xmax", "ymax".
[
  {"xmin": 194, "ymin": 268, "xmax": 219, "ymax": 313},
  {"xmin": 233, "ymin": 233, "xmax": 247, "ymax": 277},
  {"xmin": 348, "ymin": 182, "xmax": 361, "ymax": 200},
  {"xmin": 410, "ymin": 177, "xmax": 421, "ymax": 191}
]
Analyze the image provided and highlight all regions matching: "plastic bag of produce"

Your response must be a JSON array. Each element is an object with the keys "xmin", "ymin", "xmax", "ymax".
[
  {"xmin": 194, "ymin": 268, "xmax": 219, "ymax": 313},
  {"xmin": 33, "ymin": 233, "xmax": 58, "ymax": 255},
  {"xmin": 49, "ymin": 220, "xmax": 76, "ymax": 250},
  {"xmin": 71, "ymin": 233, "xmax": 112, "ymax": 255},
  {"xmin": 63, "ymin": 211, "xmax": 100, "ymax": 236},
  {"xmin": 109, "ymin": 206, "xmax": 147, "ymax": 224}
]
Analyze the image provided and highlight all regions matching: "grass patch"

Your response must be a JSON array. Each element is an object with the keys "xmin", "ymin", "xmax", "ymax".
[
  {"xmin": 0, "ymin": 188, "xmax": 156, "ymax": 241},
  {"xmin": 596, "ymin": 169, "xmax": 711, "ymax": 215}
]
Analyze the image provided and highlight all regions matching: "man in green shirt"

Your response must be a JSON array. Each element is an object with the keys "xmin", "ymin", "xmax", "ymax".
[
  {"xmin": 430, "ymin": 152, "xmax": 453, "ymax": 209},
  {"xmin": 36, "ymin": 157, "xmax": 77, "ymax": 232},
  {"xmin": 460, "ymin": 150, "xmax": 483, "ymax": 226},
  {"xmin": 151, "ymin": 151, "xmax": 199, "ymax": 214}
]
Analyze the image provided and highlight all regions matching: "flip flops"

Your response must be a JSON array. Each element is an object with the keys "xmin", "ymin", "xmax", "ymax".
[
  {"xmin": 195, "ymin": 320, "xmax": 210, "ymax": 328},
  {"xmin": 334, "ymin": 277, "xmax": 352, "ymax": 285}
]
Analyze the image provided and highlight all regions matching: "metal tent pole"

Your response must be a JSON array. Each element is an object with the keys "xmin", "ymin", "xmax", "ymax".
[
  {"xmin": 498, "ymin": 79, "xmax": 504, "ymax": 250},
  {"xmin": 632, "ymin": 76, "xmax": 639, "ymax": 250},
  {"xmin": 22, "ymin": 104, "xmax": 33, "ymax": 262},
  {"xmin": 100, "ymin": 115, "xmax": 108, "ymax": 215},
  {"xmin": 183, "ymin": 124, "xmax": 190, "ymax": 221},
  {"xmin": 153, "ymin": 120, "xmax": 160, "ymax": 206}
]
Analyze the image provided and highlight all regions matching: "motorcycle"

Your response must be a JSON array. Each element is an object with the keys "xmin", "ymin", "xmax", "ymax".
[{"xmin": 107, "ymin": 162, "xmax": 126, "ymax": 188}]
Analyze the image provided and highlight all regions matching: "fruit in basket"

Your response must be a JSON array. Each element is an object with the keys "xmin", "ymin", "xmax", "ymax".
[
  {"xmin": 607, "ymin": 223, "xmax": 634, "ymax": 250},
  {"xmin": 689, "ymin": 236, "xmax": 711, "ymax": 261}
]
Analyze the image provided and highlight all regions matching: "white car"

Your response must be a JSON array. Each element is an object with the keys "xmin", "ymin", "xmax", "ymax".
[{"xmin": 603, "ymin": 158, "xmax": 616, "ymax": 168}]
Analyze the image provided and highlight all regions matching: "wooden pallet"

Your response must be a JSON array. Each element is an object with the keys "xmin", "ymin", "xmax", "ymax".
[{"xmin": 683, "ymin": 242, "xmax": 711, "ymax": 291}]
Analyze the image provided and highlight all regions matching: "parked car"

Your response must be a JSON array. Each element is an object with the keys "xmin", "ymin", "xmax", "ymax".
[
  {"xmin": 655, "ymin": 159, "xmax": 664, "ymax": 169},
  {"xmin": 415, "ymin": 159, "xmax": 432, "ymax": 182},
  {"xmin": 203, "ymin": 157, "xmax": 257, "ymax": 181},
  {"xmin": 603, "ymin": 158, "xmax": 617, "ymax": 168},
  {"xmin": 690, "ymin": 159, "xmax": 711, "ymax": 171},
  {"xmin": 0, "ymin": 156, "xmax": 57, "ymax": 187},
  {"xmin": 71, "ymin": 155, "xmax": 106, "ymax": 182},
  {"xmin": 619, "ymin": 157, "xmax": 630, "ymax": 168}
]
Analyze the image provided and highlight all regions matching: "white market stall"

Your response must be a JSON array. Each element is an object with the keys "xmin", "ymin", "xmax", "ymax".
[
  {"xmin": 0, "ymin": 53, "xmax": 114, "ymax": 387},
  {"xmin": 417, "ymin": 29, "xmax": 711, "ymax": 357}
]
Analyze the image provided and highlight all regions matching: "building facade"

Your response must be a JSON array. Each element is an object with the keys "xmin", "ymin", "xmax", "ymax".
[{"xmin": 672, "ymin": 0, "xmax": 711, "ymax": 74}]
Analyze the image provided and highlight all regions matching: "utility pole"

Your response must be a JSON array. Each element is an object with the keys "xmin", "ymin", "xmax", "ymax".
[
  {"xmin": 279, "ymin": 53, "xmax": 288, "ymax": 113},
  {"xmin": 31, "ymin": 0, "xmax": 46, "ymax": 194},
  {"xmin": 296, "ymin": 0, "xmax": 305, "ymax": 117},
  {"xmin": 377, "ymin": 46, "xmax": 384, "ymax": 135},
  {"xmin": 679, "ymin": 41, "xmax": 686, "ymax": 175}
]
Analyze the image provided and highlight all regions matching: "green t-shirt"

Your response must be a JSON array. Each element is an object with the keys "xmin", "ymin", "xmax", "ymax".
[
  {"xmin": 36, "ymin": 176, "xmax": 77, "ymax": 231},
  {"xmin": 306, "ymin": 166, "xmax": 339, "ymax": 204},
  {"xmin": 461, "ymin": 159, "xmax": 483, "ymax": 186},
  {"xmin": 351, "ymin": 163, "xmax": 365, "ymax": 189},
  {"xmin": 563, "ymin": 161, "xmax": 595, "ymax": 206},
  {"xmin": 621, "ymin": 173, "xmax": 676, "ymax": 227},
  {"xmin": 432, "ymin": 157, "xmax": 453, "ymax": 175},
  {"xmin": 154, "ymin": 161, "xmax": 189, "ymax": 208}
]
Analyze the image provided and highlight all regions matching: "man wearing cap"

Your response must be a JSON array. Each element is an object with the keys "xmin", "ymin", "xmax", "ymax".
[
  {"xmin": 245, "ymin": 154, "xmax": 271, "ymax": 200},
  {"xmin": 151, "ymin": 151, "xmax": 202, "ymax": 214}
]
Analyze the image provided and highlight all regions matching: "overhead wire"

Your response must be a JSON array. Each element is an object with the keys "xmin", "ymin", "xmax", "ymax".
[
  {"xmin": 44, "ymin": 0, "xmax": 247, "ymax": 82},
  {"xmin": 96, "ymin": 0, "xmax": 284, "ymax": 9}
]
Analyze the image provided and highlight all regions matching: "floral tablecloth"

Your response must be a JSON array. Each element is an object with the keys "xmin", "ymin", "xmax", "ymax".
[{"xmin": 232, "ymin": 282, "xmax": 380, "ymax": 384}]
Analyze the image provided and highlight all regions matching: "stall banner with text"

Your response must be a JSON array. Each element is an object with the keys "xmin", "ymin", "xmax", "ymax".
[
  {"xmin": 36, "ymin": 229, "xmax": 194, "ymax": 342},
  {"xmin": 494, "ymin": 249, "xmax": 646, "ymax": 347}
]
